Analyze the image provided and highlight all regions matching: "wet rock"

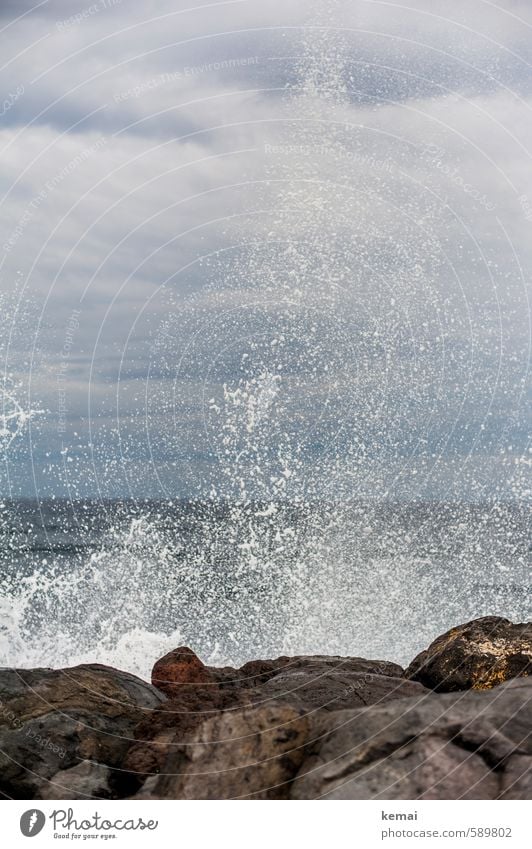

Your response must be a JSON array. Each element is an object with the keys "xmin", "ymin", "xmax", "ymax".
[
  {"xmin": 234, "ymin": 655, "xmax": 404, "ymax": 689},
  {"xmin": 4, "ymin": 622, "xmax": 529, "ymax": 800},
  {"xmin": 290, "ymin": 678, "xmax": 532, "ymax": 799},
  {"xmin": 313, "ymin": 734, "xmax": 499, "ymax": 800},
  {"xmin": 131, "ymin": 703, "xmax": 313, "ymax": 799},
  {"xmin": 0, "ymin": 664, "xmax": 164, "ymax": 799},
  {"xmin": 237, "ymin": 657, "xmax": 292, "ymax": 686},
  {"xmin": 151, "ymin": 649, "xmax": 409, "ymax": 699},
  {"xmin": 405, "ymin": 616, "xmax": 532, "ymax": 692}
]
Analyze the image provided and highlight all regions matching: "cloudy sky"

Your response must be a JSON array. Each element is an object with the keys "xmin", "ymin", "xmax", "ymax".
[{"xmin": 0, "ymin": 0, "xmax": 530, "ymax": 500}]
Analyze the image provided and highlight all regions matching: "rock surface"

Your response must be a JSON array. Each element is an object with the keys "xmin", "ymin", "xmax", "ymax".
[
  {"xmin": 258, "ymin": 656, "xmax": 425, "ymax": 711},
  {"xmin": 405, "ymin": 616, "xmax": 532, "ymax": 692},
  {"xmin": 291, "ymin": 678, "xmax": 532, "ymax": 799},
  {"xmin": 0, "ymin": 664, "xmax": 164, "ymax": 799},
  {"xmin": 151, "ymin": 646, "xmax": 223, "ymax": 693},
  {"xmin": 134, "ymin": 703, "xmax": 313, "ymax": 800},
  {"xmin": 121, "ymin": 683, "xmax": 258, "ymax": 795},
  {"xmin": 121, "ymin": 653, "xmax": 424, "ymax": 796},
  {"xmin": 1, "ymin": 617, "xmax": 530, "ymax": 800},
  {"xmin": 38, "ymin": 762, "xmax": 114, "ymax": 800}
]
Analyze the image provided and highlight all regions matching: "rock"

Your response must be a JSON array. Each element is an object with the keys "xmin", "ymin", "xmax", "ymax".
[
  {"xmin": 120, "ymin": 684, "xmax": 257, "ymax": 796},
  {"xmin": 150, "ymin": 649, "xmax": 409, "ymax": 700},
  {"xmin": 498, "ymin": 755, "xmax": 532, "ymax": 800},
  {"xmin": 151, "ymin": 647, "xmax": 220, "ymax": 694},
  {"xmin": 260, "ymin": 657, "xmax": 426, "ymax": 711},
  {"xmin": 121, "ymin": 654, "xmax": 424, "ymax": 797},
  {"xmin": 38, "ymin": 762, "xmax": 113, "ymax": 800},
  {"xmin": 290, "ymin": 678, "xmax": 532, "ymax": 799},
  {"xmin": 5, "ymin": 623, "xmax": 529, "ymax": 800},
  {"xmin": 315, "ymin": 734, "xmax": 499, "ymax": 800},
  {"xmin": 131, "ymin": 703, "xmax": 313, "ymax": 799},
  {"xmin": 0, "ymin": 664, "xmax": 164, "ymax": 799},
  {"xmin": 405, "ymin": 616, "xmax": 532, "ymax": 692},
  {"xmin": 237, "ymin": 658, "xmax": 292, "ymax": 686}
]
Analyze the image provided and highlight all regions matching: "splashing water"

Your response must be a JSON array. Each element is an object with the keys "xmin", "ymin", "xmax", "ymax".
[
  {"xmin": 0, "ymin": 499, "xmax": 529, "ymax": 679},
  {"xmin": 1, "ymin": 5, "xmax": 530, "ymax": 679},
  {"xmin": 0, "ymin": 512, "xmax": 183, "ymax": 675},
  {"xmin": 0, "ymin": 387, "xmax": 33, "ymax": 452},
  {"xmin": 0, "ymin": 290, "xmax": 42, "ymax": 454}
]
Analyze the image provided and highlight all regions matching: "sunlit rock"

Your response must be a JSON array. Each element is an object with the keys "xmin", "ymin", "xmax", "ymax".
[{"xmin": 405, "ymin": 616, "xmax": 532, "ymax": 692}]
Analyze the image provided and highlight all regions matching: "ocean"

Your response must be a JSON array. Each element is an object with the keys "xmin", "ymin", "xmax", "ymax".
[{"xmin": 0, "ymin": 499, "xmax": 529, "ymax": 679}]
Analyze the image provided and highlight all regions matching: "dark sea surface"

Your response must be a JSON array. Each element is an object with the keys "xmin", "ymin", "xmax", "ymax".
[{"xmin": 0, "ymin": 499, "xmax": 530, "ymax": 678}]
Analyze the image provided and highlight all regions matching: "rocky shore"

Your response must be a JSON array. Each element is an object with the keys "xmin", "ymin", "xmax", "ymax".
[{"xmin": 1, "ymin": 616, "xmax": 530, "ymax": 800}]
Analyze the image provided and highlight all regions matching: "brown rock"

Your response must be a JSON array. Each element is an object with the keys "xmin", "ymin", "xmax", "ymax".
[
  {"xmin": 237, "ymin": 657, "xmax": 292, "ymax": 686},
  {"xmin": 405, "ymin": 616, "xmax": 532, "ymax": 692},
  {"xmin": 150, "ymin": 650, "xmax": 408, "ymax": 698},
  {"xmin": 121, "ymin": 684, "xmax": 256, "ymax": 795},
  {"xmin": 129, "ymin": 674, "xmax": 532, "ymax": 799},
  {"xmin": 122, "ymin": 654, "xmax": 424, "ymax": 797},
  {"xmin": 151, "ymin": 647, "xmax": 218, "ymax": 694},
  {"xmin": 132, "ymin": 703, "xmax": 313, "ymax": 799},
  {"xmin": 4, "ymin": 634, "xmax": 530, "ymax": 801}
]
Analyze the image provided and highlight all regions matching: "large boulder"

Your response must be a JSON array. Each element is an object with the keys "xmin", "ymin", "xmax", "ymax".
[
  {"xmin": 132, "ymin": 703, "xmax": 313, "ymax": 800},
  {"xmin": 405, "ymin": 617, "xmax": 532, "ymax": 692},
  {"xmin": 0, "ymin": 664, "xmax": 164, "ymax": 799},
  {"xmin": 291, "ymin": 678, "xmax": 532, "ymax": 799},
  {"xmin": 120, "ymin": 683, "xmax": 258, "ymax": 796}
]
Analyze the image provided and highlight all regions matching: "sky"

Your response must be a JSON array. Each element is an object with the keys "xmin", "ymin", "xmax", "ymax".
[{"xmin": 0, "ymin": 0, "xmax": 530, "ymax": 501}]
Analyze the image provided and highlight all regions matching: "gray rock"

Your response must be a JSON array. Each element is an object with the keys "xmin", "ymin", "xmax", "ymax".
[
  {"xmin": 38, "ymin": 762, "xmax": 113, "ymax": 800},
  {"xmin": 261, "ymin": 659, "xmax": 426, "ymax": 712},
  {"xmin": 0, "ymin": 664, "xmax": 164, "ymax": 798},
  {"xmin": 290, "ymin": 678, "xmax": 532, "ymax": 799},
  {"xmin": 498, "ymin": 755, "xmax": 532, "ymax": 800}
]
